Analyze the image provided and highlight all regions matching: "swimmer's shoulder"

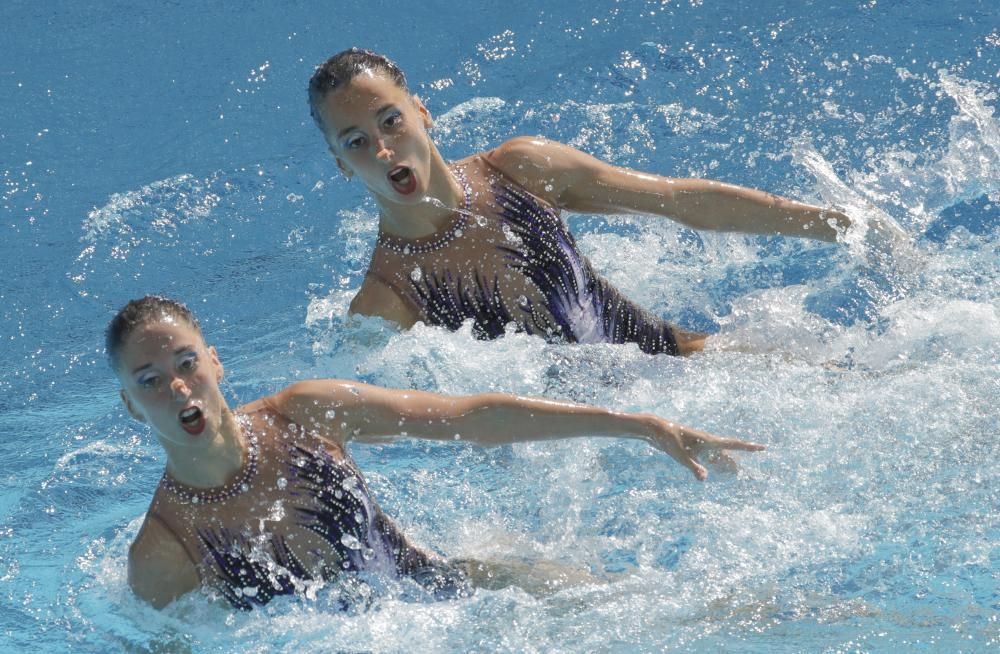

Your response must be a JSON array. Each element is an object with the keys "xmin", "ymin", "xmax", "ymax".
[
  {"xmin": 483, "ymin": 136, "xmax": 555, "ymax": 177},
  {"xmin": 128, "ymin": 508, "xmax": 199, "ymax": 608},
  {"xmin": 483, "ymin": 137, "xmax": 572, "ymax": 204}
]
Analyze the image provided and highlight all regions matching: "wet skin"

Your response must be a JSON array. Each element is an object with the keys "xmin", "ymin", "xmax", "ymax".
[
  {"xmin": 116, "ymin": 319, "xmax": 243, "ymax": 488},
  {"xmin": 315, "ymin": 72, "xmax": 465, "ymax": 239}
]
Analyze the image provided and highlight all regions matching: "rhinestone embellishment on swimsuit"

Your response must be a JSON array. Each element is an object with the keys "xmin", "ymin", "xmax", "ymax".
[
  {"xmin": 377, "ymin": 169, "xmax": 472, "ymax": 255},
  {"xmin": 161, "ymin": 425, "xmax": 259, "ymax": 505}
]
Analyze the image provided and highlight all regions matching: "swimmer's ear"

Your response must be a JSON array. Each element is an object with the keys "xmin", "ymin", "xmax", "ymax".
[
  {"xmin": 120, "ymin": 389, "xmax": 145, "ymax": 423},
  {"xmin": 208, "ymin": 346, "xmax": 224, "ymax": 383},
  {"xmin": 412, "ymin": 96, "xmax": 433, "ymax": 129},
  {"xmin": 335, "ymin": 157, "xmax": 354, "ymax": 181}
]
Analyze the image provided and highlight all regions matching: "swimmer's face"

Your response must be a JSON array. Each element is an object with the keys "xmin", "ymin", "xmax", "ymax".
[
  {"xmin": 316, "ymin": 71, "xmax": 434, "ymax": 205},
  {"xmin": 115, "ymin": 317, "xmax": 227, "ymax": 450}
]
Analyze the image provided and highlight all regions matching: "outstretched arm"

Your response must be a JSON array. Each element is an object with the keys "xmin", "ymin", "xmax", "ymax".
[
  {"xmin": 274, "ymin": 380, "xmax": 764, "ymax": 481},
  {"xmin": 487, "ymin": 136, "xmax": 850, "ymax": 242}
]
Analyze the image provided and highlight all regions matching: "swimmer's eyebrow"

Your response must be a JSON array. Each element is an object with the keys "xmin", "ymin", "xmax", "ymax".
[
  {"xmin": 336, "ymin": 103, "xmax": 397, "ymax": 140},
  {"xmin": 130, "ymin": 345, "xmax": 195, "ymax": 374}
]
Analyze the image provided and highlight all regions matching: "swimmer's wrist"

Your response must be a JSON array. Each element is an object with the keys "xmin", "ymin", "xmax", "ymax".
[{"xmin": 634, "ymin": 413, "xmax": 669, "ymax": 445}]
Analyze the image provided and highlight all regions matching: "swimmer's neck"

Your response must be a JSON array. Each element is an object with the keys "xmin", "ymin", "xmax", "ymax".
[
  {"xmin": 377, "ymin": 145, "xmax": 466, "ymax": 239},
  {"xmin": 160, "ymin": 408, "xmax": 247, "ymax": 490}
]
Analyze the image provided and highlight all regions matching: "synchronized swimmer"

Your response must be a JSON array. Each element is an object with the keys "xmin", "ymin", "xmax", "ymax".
[
  {"xmin": 307, "ymin": 48, "xmax": 875, "ymax": 355},
  {"xmin": 112, "ymin": 296, "xmax": 763, "ymax": 609},
  {"xmin": 109, "ymin": 47, "xmax": 906, "ymax": 611}
]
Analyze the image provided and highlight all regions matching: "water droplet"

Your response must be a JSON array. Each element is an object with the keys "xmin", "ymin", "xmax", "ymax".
[
  {"xmin": 191, "ymin": 496, "xmax": 200, "ymax": 504},
  {"xmin": 341, "ymin": 533, "xmax": 362, "ymax": 550},
  {"xmin": 517, "ymin": 295, "xmax": 529, "ymax": 308},
  {"xmin": 325, "ymin": 409, "xmax": 336, "ymax": 420},
  {"xmin": 242, "ymin": 586, "xmax": 258, "ymax": 597},
  {"xmin": 342, "ymin": 476, "xmax": 358, "ymax": 489},
  {"xmin": 354, "ymin": 510, "xmax": 364, "ymax": 523},
  {"xmin": 334, "ymin": 489, "xmax": 343, "ymax": 499},
  {"xmin": 544, "ymin": 183, "xmax": 553, "ymax": 192},
  {"xmin": 348, "ymin": 386, "xmax": 360, "ymax": 396},
  {"xmin": 276, "ymin": 477, "xmax": 287, "ymax": 490},
  {"xmin": 402, "ymin": 245, "xmax": 411, "ymax": 255},
  {"xmin": 362, "ymin": 547, "xmax": 375, "ymax": 560},
  {"xmin": 240, "ymin": 483, "xmax": 249, "ymax": 493},
  {"xmin": 476, "ymin": 214, "xmax": 487, "ymax": 226},
  {"xmin": 453, "ymin": 433, "xmax": 461, "ymax": 440},
  {"xmin": 454, "ymin": 229, "xmax": 463, "ymax": 237},
  {"xmin": 410, "ymin": 267, "xmax": 422, "ymax": 282}
]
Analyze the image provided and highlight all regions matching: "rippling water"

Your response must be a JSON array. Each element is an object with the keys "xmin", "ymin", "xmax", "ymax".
[{"xmin": 2, "ymin": 1, "xmax": 998, "ymax": 652}]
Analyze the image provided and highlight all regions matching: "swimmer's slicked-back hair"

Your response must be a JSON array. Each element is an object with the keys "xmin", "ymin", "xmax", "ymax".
[
  {"xmin": 106, "ymin": 295, "xmax": 202, "ymax": 370},
  {"xmin": 308, "ymin": 48, "xmax": 409, "ymax": 135}
]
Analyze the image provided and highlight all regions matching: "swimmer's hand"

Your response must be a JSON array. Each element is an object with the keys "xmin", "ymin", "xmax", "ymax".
[
  {"xmin": 836, "ymin": 205, "xmax": 920, "ymax": 272},
  {"xmin": 647, "ymin": 418, "xmax": 765, "ymax": 481},
  {"xmin": 864, "ymin": 213, "xmax": 911, "ymax": 253}
]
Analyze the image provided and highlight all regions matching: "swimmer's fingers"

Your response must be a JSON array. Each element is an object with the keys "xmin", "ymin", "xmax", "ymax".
[
  {"xmin": 680, "ymin": 452, "xmax": 709, "ymax": 482},
  {"xmin": 650, "ymin": 423, "xmax": 711, "ymax": 481},
  {"xmin": 700, "ymin": 434, "xmax": 767, "ymax": 453},
  {"xmin": 654, "ymin": 423, "xmax": 765, "ymax": 481},
  {"xmin": 678, "ymin": 425, "xmax": 766, "ymax": 454}
]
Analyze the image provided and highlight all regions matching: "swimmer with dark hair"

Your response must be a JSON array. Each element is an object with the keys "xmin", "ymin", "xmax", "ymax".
[
  {"xmin": 111, "ymin": 295, "xmax": 764, "ymax": 609},
  {"xmin": 307, "ymin": 48, "xmax": 907, "ymax": 355}
]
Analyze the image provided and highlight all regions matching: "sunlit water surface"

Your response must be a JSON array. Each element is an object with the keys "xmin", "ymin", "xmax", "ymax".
[{"xmin": 2, "ymin": 1, "xmax": 998, "ymax": 652}]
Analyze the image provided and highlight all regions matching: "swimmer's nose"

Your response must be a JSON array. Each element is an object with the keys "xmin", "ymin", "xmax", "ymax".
[
  {"xmin": 170, "ymin": 378, "xmax": 191, "ymax": 401},
  {"xmin": 375, "ymin": 137, "xmax": 394, "ymax": 161}
]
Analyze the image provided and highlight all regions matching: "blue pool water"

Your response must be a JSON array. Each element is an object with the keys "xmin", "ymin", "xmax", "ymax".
[{"xmin": 2, "ymin": 0, "xmax": 998, "ymax": 651}]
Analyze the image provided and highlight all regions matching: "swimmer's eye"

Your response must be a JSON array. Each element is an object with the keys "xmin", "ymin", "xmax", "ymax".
[
  {"xmin": 178, "ymin": 352, "xmax": 199, "ymax": 372},
  {"xmin": 382, "ymin": 111, "xmax": 402, "ymax": 129},
  {"xmin": 137, "ymin": 374, "xmax": 160, "ymax": 390},
  {"xmin": 345, "ymin": 134, "xmax": 367, "ymax": 150}
]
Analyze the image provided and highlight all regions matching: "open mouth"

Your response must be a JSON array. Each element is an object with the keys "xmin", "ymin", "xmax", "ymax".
[
  {"xmin": 387, "ymin": 166, "xmax": 417, "ymax": 195},
  {"xmin": 179, "ymin": 406, "xmax": 206, "ymax": 435}
]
